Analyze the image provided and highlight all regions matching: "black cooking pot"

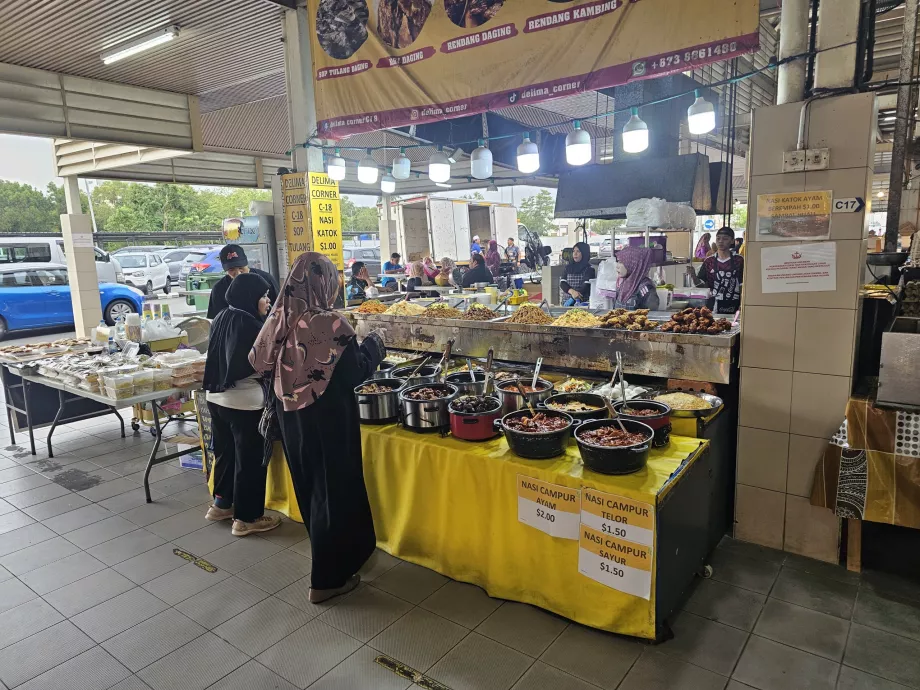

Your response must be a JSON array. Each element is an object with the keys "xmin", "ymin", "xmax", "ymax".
[
  {"xmin": 541, "ymin": 393, "xmax": 609, "ymax": 421},
  {"xmin": 494, "ymin": 409, "xmax": 577, "ymax": 459},
  {"xmin": 613, "ymin": 400, "xmax": 671, "ymax": 448},
  {"xmin": 574, "ymin": 419, "xmax": 653, "ymax": 475}
]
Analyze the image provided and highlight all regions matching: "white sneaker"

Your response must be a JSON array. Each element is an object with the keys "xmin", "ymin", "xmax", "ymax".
[
  {"xmin": 232, "ymin": 515, "xmax": 282, "ymax": 537},
  {"xmin": 206, "ymin": 505, "xmax": 233, "ymax": 521}
]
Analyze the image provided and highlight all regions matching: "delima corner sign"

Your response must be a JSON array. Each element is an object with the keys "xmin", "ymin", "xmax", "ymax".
[{"xmin": 308, "ymin": 0, "xmax": 760, "ymax": 137}]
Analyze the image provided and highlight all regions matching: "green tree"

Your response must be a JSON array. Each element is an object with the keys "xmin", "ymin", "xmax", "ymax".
[
  {"xmin": 340, "ymin": 195, "xmax": 379, "ymax": 234},
  {"xmin": 0, "ymin": 181, "xmax": 59, "ymax": 233},
  {"xmin": 517, "ymin": 189, "xmax": 555, "ymax": 236},
  {"xmin": 731, "ymin": 202, "xmax": 748, "ymax": 232},
  {"xmin": 590, "ymin": 218, "xmax": 626, "ymax": 235}
]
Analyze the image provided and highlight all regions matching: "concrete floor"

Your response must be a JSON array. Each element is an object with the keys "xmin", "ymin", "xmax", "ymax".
[{"xmin": 0, "ymin": 397, "xmax": 917, "ymax": 688}]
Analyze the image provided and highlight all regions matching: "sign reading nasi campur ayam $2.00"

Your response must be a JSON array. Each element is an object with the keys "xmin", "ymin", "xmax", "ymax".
[{"xmin": 308, "ymin": 0, "xmax": 760, "ymax": 137}]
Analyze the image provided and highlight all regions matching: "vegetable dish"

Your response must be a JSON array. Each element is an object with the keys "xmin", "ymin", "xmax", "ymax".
[
  {"xmin": 552, "ymin": 309, "xmax": 600, "ymax": 328},
  {"xmin": 556, "ymin": 378, "xmax": 593, "ymax": 393},
  {"xmin": 507, "ymin": 304, "xmax": 553, "ymax": 325},
  {"xmin": 653, "ymin": 392, "xmax": 711, "ymax": 410}
]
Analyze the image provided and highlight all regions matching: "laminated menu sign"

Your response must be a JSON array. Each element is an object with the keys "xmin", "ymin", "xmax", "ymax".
[
  {"xmin": 308, "ymin": 172, "xmax": 345, "ymax": 271},
  {"xmin": 756, "ymin": 191, "xmax": 832, "ymax": 241},
  {"xmin": 517, "ymin": 475, "xmax": 580, "ymax": 540},
  {"xmin": 578, "ymin": 488, "xmax": 654, "ymax": 599},
  {"xmin": 281, "ymin": 172, "xmax": 310, "ymax": 267},
  {"xmin": 761, "ymin": 242, "xmax": 837, "ymax": 294}
]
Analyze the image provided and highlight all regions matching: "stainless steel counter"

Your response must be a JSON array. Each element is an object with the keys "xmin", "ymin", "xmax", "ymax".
[{"xmin": 351, "ymin": 311, "xmax": 739, "ymax": 384}]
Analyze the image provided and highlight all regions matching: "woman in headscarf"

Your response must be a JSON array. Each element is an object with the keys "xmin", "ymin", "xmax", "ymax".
[
  {"xmin": 484, "ymin": 239, "xmax": 502, "ymax": 278},
  {"xmin": 203, "ymin": 272, "xmax": 281, "ymax": 537},
  {"xmin": 612, "ymin": 246, "xmax": 660, "ymax": 310},
  {"xmin": 559, "ymin": 241, "xmax": 595, "ymax": 306},
  {"xmin": 406, "ymin": 260, "xmax": 425, "ymax": 293},
  {"xmin": 694, "ymin": 233, "xmax": 712, "ymax": 260},
  {"xmin": 250, "ymin": 252, "xmax": 386, "ymax": 603},
  {"xmin": 435, "ymin": 257, "xmax": 456, "ymax": 286},
  {"xmin": 421, "ymin": 256, "xmax": 439, "ymax": 284}
]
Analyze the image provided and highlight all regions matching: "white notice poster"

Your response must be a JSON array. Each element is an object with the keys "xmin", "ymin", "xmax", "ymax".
[
  {"xmin": 761, "ymin": 242, "xmax": 837, "ymax": 294},
  {"xmin": 70, "ymin": 232, "xmax": 94, "ymax": 249}
]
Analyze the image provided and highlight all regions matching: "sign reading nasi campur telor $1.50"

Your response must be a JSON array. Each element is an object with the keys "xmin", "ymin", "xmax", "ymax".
[{"xmin": 578, "ymin": 488, "xmax": 654, "ymax": 599}]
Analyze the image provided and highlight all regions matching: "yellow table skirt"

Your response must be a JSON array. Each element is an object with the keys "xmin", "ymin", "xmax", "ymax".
[{"xmin": 239, "ymin": 425, "xmax": 706, "ymax": 640}]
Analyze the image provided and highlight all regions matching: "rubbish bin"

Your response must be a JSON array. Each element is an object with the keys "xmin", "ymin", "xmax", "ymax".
[{"xmin": 186, "ymin": 272, "xmax": 224, "ymax": 313}]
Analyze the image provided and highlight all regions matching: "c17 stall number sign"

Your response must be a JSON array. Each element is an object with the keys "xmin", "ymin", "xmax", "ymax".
[
  {"xmin": 308, "ymin": 173, "xmax": 344, "ymax": 271},
  {"xmin": 578, "ymin": 488, "xmax": 654, "ymax": 599}
]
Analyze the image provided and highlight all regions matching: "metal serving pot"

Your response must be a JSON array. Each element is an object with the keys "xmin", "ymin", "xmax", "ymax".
[
  {"xmin": 541, "ymin": 393, "xmax": 609, "ymax": 422},
  {"xmin": 392, "ymin": 364, "xmax": 441, "ymax": 387},
  {"xmin": 613, "ymin": 400, "xmax": 671, "ymax": 448},
  {"xmin": 494, "ymin": 378, "xmax": 554, "ymax": 416},
  {"xmin": 449, "ymin": 395, "xmax": 502, "ymax": 441},
  {"xmin": 354, "ymin": 378, "xmax": 405, "ymax": 424},
  {"xmin": 494, "ymin": 409, "xmax": 577, "ymax": 459},
  {"xmin": 367, "ymin": 361, "xmax": 397, "ymax": 379},
  {"xmin": 399, "ymin": 383, "xmax": 458, "ymax": 432},
  {"xmin": 445, "ymin": 371, "xmax": 488, "ymax": 396},
  {"xmin": 574, "ymin": 419, "xmax": 653, "ymax": 475}
]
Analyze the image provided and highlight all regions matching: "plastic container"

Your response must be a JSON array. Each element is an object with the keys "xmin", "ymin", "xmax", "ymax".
[
  {"xmin": 132, "ymin": 370, "xmax": 155, "ymax": 395},
  {"xmin": 103, "ymin": 374, "xmax": 134, "ymax": 400},
  {"xmin": 153, "ymin": 369, "xmax": 173, "ymax": 391}
]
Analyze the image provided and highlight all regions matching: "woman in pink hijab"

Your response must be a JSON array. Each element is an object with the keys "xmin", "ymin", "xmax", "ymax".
[{"xmin": 250, "ymin": 252, "xmax": 386, "ymax": 603}]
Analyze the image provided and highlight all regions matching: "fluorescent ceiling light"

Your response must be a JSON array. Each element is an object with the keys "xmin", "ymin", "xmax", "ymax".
[
  {"xmin": 102, "ymin": 26, "xmax": 179, "ymax": 65},
  {"xmin": 436, "ymin": 183, "xmax": 452, "ymax": 188}
]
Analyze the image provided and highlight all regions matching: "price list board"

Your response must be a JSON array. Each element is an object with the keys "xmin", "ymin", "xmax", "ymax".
[
  {"xmin": 517, "ymin": 475, "xmax": 580, "ymax": 540},
  {"xmin": 281, "ymin": 172, "xmax": 310, "ymax": 268},
  {"xmin": 308, "ymin": 172, "xmax": 344, "ymax": 271},
  {"xmin": 577, "ymin": 488, "xmax": 654, "ymax": 600}
]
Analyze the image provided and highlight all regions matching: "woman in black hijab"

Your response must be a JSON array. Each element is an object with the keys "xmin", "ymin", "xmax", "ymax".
[
  {"xmin": 560, "ymin": 241, "xmax": 595, "ymax": 305},
  {"xmin": 203, "ymin": 272, "xmax": 281, "ymax": 537}
]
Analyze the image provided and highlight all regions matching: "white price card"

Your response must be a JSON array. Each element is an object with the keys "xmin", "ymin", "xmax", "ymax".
[
  {"xmin": 517, "ymin": 475, "xmax": 580, "ymax": 540},
  {"xmin": 578, "ymin": 523, "xmax": 652, "ymax": 599},
  {"xmin": 580, "ymin": 488, "xmax": 654, "ymax": 547}
]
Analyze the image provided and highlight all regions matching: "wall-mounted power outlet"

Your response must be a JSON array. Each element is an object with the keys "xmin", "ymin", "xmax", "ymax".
[
  {"xmin": 783, "ymin": 150, "xmax": 805, "ymax": 172},
  {"xmin": 804, "ymin": 148, "xmax": 830, "ymax": 170}
]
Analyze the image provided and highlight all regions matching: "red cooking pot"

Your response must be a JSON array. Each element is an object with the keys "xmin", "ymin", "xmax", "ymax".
[
  {"xmin": 613, "ymin": 400, "xmax": 671, "ymax": 448},
  {"xmin": 449, "ymin": 396, "xmax": 503, "ymax": 441}
]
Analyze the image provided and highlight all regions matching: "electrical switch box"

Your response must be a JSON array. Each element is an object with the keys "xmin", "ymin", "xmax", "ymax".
[
  {"xmin": 783, "ymin": 150, "xmax": 805, "ymax": 172},
  {"xmin": 805, "ymin": 148, "xmax": 830, "ymax": 171}
]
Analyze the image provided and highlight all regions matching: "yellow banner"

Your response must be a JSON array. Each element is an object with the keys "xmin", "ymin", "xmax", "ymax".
[
  {"xmin": 756, "ymin": 190, "xmax": 833, "ymax": 241},
  {"xmin": 281, "ymin": 172, "xmax": 310, "ymax": 267},
  {"xmin": 308, "ymin": 172, "xmax": 344, "ymax": 271},
  {"xmin": 307, "ymin": 0, "xmax": 759, "ymax": 137}
]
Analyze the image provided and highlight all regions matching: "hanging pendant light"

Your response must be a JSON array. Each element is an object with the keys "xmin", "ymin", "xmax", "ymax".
[
  {"xmin": 687, "ymin": 90, "xmax": 716, "ymax": 135},
  {"xmin": 327, "ymin": 148, "xmax": 347, "ymax": 181},
  {"xmin": 470, "ymin": 140, "xmax": 493, "ymax": 180},
  {"xmin": 565, "ymin": 121, "xmax": 592, "ymax": 166},
  {"xmin": 357, "ymin": 149, "xmax": 378, "ymax": 184},
  {"xmin": 381, "ymin": 174, "xmax": 396, "ymax": 194},
  {"xmin": 392, "ymin": 147, "xmax": 411, "ymax": 180},
  {"xmin": 516, "ymin": 133, "xmax": 539, "ymax": 173},
  {"xmin": 428, "ymin": 146, "xmax": 451, "ymax": 183},
  {"xmin": 622, "ymin": 108, "xmax": 649, "ymax": 154}
]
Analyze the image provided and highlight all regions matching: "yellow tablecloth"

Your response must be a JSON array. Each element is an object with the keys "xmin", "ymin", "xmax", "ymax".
[{"xmin": 246, "ymin": 426, "xmax": 706, "ymax": 639}]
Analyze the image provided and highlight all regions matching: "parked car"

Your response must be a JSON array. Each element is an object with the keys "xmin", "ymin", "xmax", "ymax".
[
  {"xmin": 343, "ymin": 247, "xmax": 381, "ymax": 277},
  {"xmin": 116, "ymin": 253, "xmax": 171, "ymax": 294},
  {"xmin": 186, "ymin": 248, "xmax": 223, "ymax": 275},
  {"xmin": 0, "ymin": 263, "xmax": 144, "ymax": 337},
  {"xmin": 0, "ymin": 236, "xmax": 123, "ymax": 284},
  {"xmin": 158, "ymin": 246, "xmax": 219, "ymax": 284},
  {"xmin": 177, "ymin": 246, "xmax": 221, "ymax": 281},
  {"xmin": 112, "ymin": 245, "xmax": 171, "ymax": 255}
]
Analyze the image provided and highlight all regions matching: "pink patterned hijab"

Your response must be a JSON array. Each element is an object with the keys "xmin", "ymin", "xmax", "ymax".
[{"xmin": 249, "ymin": 252, "xmax": 355, "ymax": 411}]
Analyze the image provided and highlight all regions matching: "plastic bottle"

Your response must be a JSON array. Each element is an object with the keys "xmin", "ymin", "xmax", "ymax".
[{"xmin": 107, "ymin": 334, "xmax": 117, "ymax": 354}]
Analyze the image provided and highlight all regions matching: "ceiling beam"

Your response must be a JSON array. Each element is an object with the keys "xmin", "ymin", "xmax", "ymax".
[{"xmin": 260, "ymin": 0, "xmax": 297, "ymax": 8}]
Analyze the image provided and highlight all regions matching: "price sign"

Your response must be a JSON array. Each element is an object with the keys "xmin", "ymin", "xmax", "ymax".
[
  {"xmin": 580, "ymin": 488, "xmax": 654, "ymax": 547},
  {"xmin": 578, "ymin": 523, "xmax": 652, "ymax": 599},
  {"xmin": 308, "ymin": 172, "xmax": 344, "ymax": 271},
  {"xmin": 281, "ymin": 172, "xmax": 310, "ymax": 267},
  {"xmin": 517, "ymin": 475, "xmax": 580, "ymax": 540}
]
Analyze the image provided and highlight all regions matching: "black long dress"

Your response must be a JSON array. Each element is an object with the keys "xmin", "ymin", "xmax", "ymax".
[{"xmin": 275, "ymin": 338, "xmax": 382, "ymax": 590}]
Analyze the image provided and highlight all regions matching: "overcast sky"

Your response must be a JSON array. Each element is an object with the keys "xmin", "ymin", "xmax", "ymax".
[{"xmin": 0, "ymin": 133, "xmax": 553, "ymax": 208}]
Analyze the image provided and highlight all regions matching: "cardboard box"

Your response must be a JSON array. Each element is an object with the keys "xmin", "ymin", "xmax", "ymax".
[{"xmin": 171, "ymin": 434, "xmax": 204, "ymax": 470}]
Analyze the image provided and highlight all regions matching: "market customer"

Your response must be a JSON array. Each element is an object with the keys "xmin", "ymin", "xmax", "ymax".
[
  {"xmin": 346, "ymin": 261, "xmax": 370, "ymax": 300},
  {"xmin": 560, "ymin": 241, "xmax": 595, "ymax": 306},
  {"xmin": 460, "ymin": 252, "xmax": 493, "ymax": 287},
  {"xmin": 207, "ymin": 244, "xmax": 280, "ymax": 319},
  {"xmin": 687, "ymin": 226, "xmax": 744, "ymax": 314},
  {"xmin": 406, "ymin": 260, "xmax": 425, "ymax": 293},
  {"xmin": 380, "ymin": 252, "xmax": 403, "ymax": 291},
  {"xmin": 435, "ymin": 257, "xmax": 456, "ymax": 286},
  {"xmin": 612, "ymin": 246, "xmax": 660, "ymax": 311},
  {"xmin": 250, "ymin": 252, "xmax": 385, "ymax": 603},
  {"xmin": 203, "ymin": 272, "xmax": 281, "ymax": 536},
  {"xmin": 694, "ymin": 232, "xmax": 712, "ymax": 259},
  {"xmin": 470, "ymin": 235, "xmax": 482, "ymax": 254},
  {"xmin": 505, "ymin": 238, "xmax": 520, "ymax": 266},
  {"xmin": 485, "ymin": 239, "xmax": 502, "ymax": 278}
]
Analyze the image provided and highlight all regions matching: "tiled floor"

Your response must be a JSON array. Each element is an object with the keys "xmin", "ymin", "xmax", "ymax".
[{"xmin": 0, "ymin": 410, "xmax": 918, "ymax": 689}]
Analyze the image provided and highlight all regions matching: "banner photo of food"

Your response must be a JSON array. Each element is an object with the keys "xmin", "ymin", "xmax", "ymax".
[{"xmin": 308, "ymin": 0, "xmax": 760, "ymax": 137}]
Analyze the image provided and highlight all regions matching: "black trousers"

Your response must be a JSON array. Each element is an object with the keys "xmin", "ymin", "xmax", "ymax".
[{"xmin": 208, "ymin": 402, "xmax": 267, "ymax": 523}]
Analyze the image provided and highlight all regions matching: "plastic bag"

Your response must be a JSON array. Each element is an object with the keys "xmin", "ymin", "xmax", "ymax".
[
  {"xmin": 595, "ymin": 258, "xmax": 619, "ymax": 299},
  {"xmin": 626, "ymin": 198, "xmax": 696, "ymax": 229}
]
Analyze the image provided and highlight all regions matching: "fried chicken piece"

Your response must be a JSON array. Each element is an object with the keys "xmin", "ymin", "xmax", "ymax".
[
  {"xmin": 701, "ymin": 307, "xmax": 713, "ymax": 318},
  {"xmin": 707, "ymin": 326, "xmax": 722, "ymax": 334},
  {"xmin": 634, "ymin": 309, "xmax": 649, "ymax": 316}
]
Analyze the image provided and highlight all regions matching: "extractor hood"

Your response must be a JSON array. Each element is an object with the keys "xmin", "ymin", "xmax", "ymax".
[{"xmin": 554, "ymin": 153, "xmax": 713, "ymax": 219}]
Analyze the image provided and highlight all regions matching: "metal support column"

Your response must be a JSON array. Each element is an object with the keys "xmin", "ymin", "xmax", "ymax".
[
  {"xmin": 777, "ymin": 0, "xmax": 811, "ymax": 104},
  {"xmin": 885, "ymin": 0, "xmax": 920, "ymax": 252}
]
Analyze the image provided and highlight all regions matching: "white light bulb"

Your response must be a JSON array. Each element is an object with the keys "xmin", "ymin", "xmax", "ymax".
[
  {"xmin": 327, "ymin": 149, "xmax": 347, "ymax": 181},
  {"xmin": 357, "ymin": 150, "xmax": 378, "ymax": 185},
  {"xmin": 470, "ymin": 140, "xmax": 493, "ymax": 179},
  {"xmin": 381, "ymin": 174, "xmax": 396, "ymax": 194},
  {"xmin": 622, "ymin": 109, "xmax": 649, "ymax": 154},
  {"xmin": 687, "ymin": 92, "xmax": 716, "ymax": 135},
  {"xmin": 429, "ymin": 148, "xmax": 451, "ymax": 183},
  {"xmin": 392, "ymin": 149, "xmax": 411, "ymax": 180},
  {"xmin": 565, "ymin": 121, "xmax": 592, "ymax": 166},
  {"xmin": 517, "ymin": 134, "xmax": 540, "ymax": 174}
]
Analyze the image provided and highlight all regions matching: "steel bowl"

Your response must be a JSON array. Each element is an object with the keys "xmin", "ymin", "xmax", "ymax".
[
  {"xmin": 494, "ymin": 378, "xmax": 554, "ymax": 416},
  {"xmin": 399, "ymin": 383, "xmax": 458, "ymax": 432}
]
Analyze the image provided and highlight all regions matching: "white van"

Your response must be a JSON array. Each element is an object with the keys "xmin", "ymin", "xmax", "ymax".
[{"xmin": 0, "ymin": 237, "xmax": 123, "ymax": 284}]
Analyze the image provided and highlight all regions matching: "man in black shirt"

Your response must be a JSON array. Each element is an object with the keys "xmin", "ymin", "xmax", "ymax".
[
  {"xmin": 460, "ymin": 253, "xmax": 494, "ymax": 288},
  {"xmin": 206, "ymin": 244, "xmax": 280, "ymax": 319}
]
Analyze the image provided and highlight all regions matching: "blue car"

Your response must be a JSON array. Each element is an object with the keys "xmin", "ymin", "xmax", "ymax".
[
  {"xmin": 0, "ymin": 263, "xmax": 144, "ymax": 338},
  {"xmin": 187, "ymin": 248, "xmax": 223, "ymax": 274}
]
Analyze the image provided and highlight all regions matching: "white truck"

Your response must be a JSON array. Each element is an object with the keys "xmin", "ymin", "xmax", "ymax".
[{"xmin": 388, "ymin": 196, "xmax": 518, "ymax": 262}]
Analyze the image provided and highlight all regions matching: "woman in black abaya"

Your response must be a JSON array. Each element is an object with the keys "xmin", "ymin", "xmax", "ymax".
[{"xmin": 250, "ymin": 252, "xmax": 385, "ymax": 603}]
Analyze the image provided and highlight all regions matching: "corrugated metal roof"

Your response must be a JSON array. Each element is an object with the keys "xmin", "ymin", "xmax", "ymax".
[
  {"xmin": 201, "ymin": 96, "xmax": 289, "ymax": 155},
  {"xmin": 0, "ymin": 0, "xmax": 284, "ymax": 97}
]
